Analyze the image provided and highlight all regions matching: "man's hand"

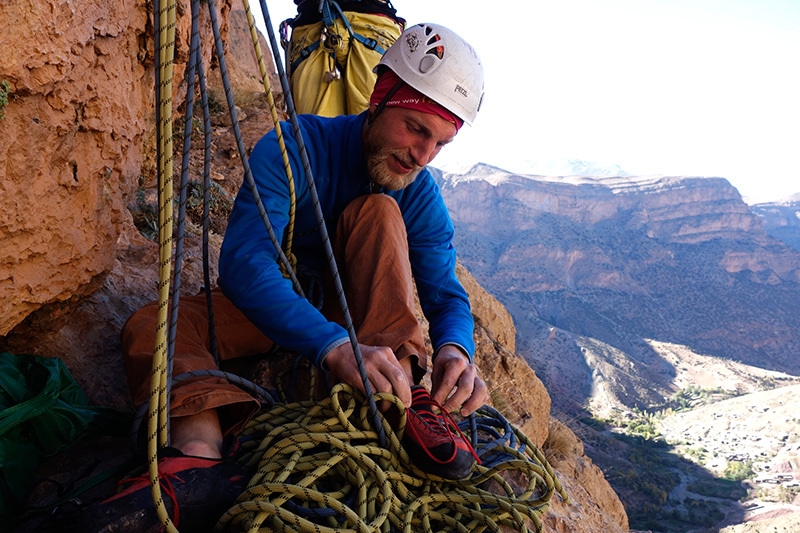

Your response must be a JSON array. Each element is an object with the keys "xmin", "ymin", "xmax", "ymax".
[
  {"xmin": 324, "ymin": 342, "xmax": 412, "ymax": 408},
  {"xmin": 430, "ymin": 345, "xmax": 488, "ymax": 416}
]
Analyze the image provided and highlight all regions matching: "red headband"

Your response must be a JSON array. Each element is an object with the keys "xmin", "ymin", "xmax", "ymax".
[{"xmin": 369, "ymin": 70, "xmax": 464, "ymax": 132}]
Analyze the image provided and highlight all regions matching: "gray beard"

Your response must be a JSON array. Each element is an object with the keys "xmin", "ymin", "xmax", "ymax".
[
  {"xmin": 366, "ymin": 147, "xmax": 423, "ymax": 190},
  {"xmin": 363, "ymin": 122, "xmax": 423, "ymax": 190}
]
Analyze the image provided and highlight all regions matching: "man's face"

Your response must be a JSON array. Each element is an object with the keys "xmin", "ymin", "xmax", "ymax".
[{"xmin": 362, "ymin": 106, "xmax": 457, "ymax": 190}]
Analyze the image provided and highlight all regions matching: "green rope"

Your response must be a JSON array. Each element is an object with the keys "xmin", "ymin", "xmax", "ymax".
[{"xmin": 216, "ymin": 384, "xmax": 567, "ymax": 533}]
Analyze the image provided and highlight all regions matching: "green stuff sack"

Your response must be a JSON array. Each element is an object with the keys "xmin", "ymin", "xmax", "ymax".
[{"xmin": 0, "ymin": 352, "xmax": 131, "ymax": 522}]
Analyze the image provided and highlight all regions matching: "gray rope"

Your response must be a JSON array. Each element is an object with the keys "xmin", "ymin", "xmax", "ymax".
[
  {"xmin": 205, "ymin": 0, "xmax": 304, "ymax": 297},
  {"xmin": 199, "ymin": 79, "xmax": 221, "ymax": 363},
  {"xmin": 256, "ymin": 0, "xmax": 388, "ymax": 449}
]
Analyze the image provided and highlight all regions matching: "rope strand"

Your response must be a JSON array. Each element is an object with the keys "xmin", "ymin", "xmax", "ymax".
[{"xmin": 150, "ymin": 0, "xmax": 179, "ymax": 527}]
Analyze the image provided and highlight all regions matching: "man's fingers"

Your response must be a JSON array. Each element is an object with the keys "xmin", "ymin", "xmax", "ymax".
[
  {"xmin": 430, "ymin": 350, "xmax": 489, "ymax": 415},
  {"xmin": 440, "ymin": 365, "xmax": 477, "ymax": 413},
  {"xmin": 431, "ymin": 364, "xmax": 460, "ymax": 405},
  {"xmin": 441, "ymin": 379, "xmax": 471, "ymax": 414},
  {"xmin": 378, "ymin": 355, "xmax": 411, "ymax": 406},
  {"xmin": 324, "ymin": 343, "xmax": 412, "ymax": 406},
  {"xmin": 459, "ymin": 378, "xmax": 488, "ymax": 416},
  {"xmin": 362, "ymin": 346, "xmax": 411, "ymax": 406}
]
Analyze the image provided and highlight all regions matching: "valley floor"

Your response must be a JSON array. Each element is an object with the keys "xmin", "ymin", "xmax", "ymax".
[{"xmin": 657, "ymin": 383, "xmax": 800, "ymax": 532}]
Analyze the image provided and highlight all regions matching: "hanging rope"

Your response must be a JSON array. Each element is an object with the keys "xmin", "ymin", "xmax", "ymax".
[
  {"xmin": 196, "ymin": 15, "xmax": 222, "ymax": 365},
  {"xmin": 147, "ymin": 0, "xmax": 393, "ymax": 528},
  {"xmin": 250, "ymin": 0, "xmax": 389, "ymax": 449},
  {"xmin": 216, "ymin": 384, "xmax": 568, "ymax": 533},
  {"xmin": 150, "ymin": 0, "xmax": 179, "ymax": 528},
  {"xmin": 241, "ymin": 0, "xmax": 299, "ymax": 275}
]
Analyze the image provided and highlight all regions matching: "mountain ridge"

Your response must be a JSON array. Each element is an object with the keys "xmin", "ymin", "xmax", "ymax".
[
  {"xmin": 438, "ymin": 163, "xmax": 800, "ymax": 381},
  {"xmin": 750, "ymin": 200, "xmax": 800, "ymax": 252}
]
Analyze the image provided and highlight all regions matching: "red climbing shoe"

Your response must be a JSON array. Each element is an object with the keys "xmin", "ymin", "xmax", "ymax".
[
  {"xmin": 401, "ymin": 385, "xmax": 480, "ymax": 480},
  {"xmin": 77, "ymin": 447, "xmax": 250, "ymax": 532}
]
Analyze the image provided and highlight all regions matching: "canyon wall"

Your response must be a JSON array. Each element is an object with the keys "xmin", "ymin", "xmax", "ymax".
[{"xmin": 440, "ymin": 165, "xmax": 800, "ymax": 382}]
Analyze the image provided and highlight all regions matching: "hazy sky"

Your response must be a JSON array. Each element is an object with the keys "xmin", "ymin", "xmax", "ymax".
[{"xmin": 251, "ymin": 0, "xmax": 800, "ymax": 204}]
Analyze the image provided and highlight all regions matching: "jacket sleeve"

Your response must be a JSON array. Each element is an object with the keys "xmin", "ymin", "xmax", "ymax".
[
  {"xmin": 218, "ymin": 131, "xmax": 349, "ymax": 367},
  {"xmin": 395, "ymin": 174, "xmax": 476, "ymax": 361}
]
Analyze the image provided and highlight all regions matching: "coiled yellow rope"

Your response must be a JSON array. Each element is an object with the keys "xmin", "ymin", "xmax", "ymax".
[{"xmin": 216, "ymin": 384, "xmax": 567, "ymax": 533}]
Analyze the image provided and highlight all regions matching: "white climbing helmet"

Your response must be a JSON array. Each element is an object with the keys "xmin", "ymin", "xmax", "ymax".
[{"xmin": 378, "ymin": 23, "xmax": 484, "ymax": 126}]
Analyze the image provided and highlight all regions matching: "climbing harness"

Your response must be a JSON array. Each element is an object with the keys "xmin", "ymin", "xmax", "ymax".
[{"xmin": 148, "ymin": 0, "xmax": 567, "ymax": 531}]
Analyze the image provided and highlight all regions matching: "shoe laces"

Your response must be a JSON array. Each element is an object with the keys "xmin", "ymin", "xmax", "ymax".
[
  {"xmin": 114, "ymin": 462, "xmax": 186, "ymax": 526},
  {"xmin": 407, "ymin": 386, "xmax": 481, "ymax": 465}
]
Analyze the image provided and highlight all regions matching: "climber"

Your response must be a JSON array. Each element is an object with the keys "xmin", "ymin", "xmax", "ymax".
[{"xmin": 82, "ymin": 22, "xmax": 486, "ymax": 530}]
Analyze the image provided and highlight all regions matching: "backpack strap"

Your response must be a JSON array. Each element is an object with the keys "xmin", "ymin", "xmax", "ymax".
[
  {"xmin": 293, "ymin": 0, "xmax": 401, "ymax": 27},
  {"xmin": 291, "ymin": 40, "xmax": 322, "ymax": 73},
  {"xmin": 329, "ymin": 1, "xmax": 386, "ymax": 54},
  {"xmin": 290, "ymin": 0, "xmax": 392, "ymax": 74}
]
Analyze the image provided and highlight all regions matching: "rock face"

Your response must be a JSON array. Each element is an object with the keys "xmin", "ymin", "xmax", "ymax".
[
  {"xmin": 0, "ymin": 0, "xmax": 233, "ymax": 336},
  {"xmin": 1, "ymin": 4, "xmax": 629, "ymax": 532},
  {"xmin": 751, "ymin": 198, "xmax": 800, "ymax": 252},
  {"xmin": 439, "ymin": 165, "xmax": 800, "ymax": 391},
  {"xmin": 0, "ymin": 0, "xmax": 148, "ymax": 336},
  {"xmin": 543, "ymin": 420, "xmax": 630, "ymax": 533}
]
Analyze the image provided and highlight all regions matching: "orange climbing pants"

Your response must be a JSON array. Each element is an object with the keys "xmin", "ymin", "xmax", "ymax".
[{"xmin": 122, "ymin": 194, "xmax": 427, "ymax": 435}]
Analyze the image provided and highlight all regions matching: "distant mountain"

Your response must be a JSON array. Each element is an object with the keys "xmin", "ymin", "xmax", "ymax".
[
  {"xmin": 750, "ymin": 199, "xmax": 800, "ymax": 252},
  {"xmin": 498, "ymin": 159, "xmax": 632, "ymax": 179},
  {"xmin": 437, "ymin": 164, "xmax": 800, "ymax": 415}
]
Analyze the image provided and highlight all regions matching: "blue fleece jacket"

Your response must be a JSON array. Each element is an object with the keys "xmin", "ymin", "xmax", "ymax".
[{"xmin": 219, "ymin": 112, "xmax": 474, "ymax": 368}]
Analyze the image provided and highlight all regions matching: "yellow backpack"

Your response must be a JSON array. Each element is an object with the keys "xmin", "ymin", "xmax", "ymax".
[{"xmin": 282, "ymin": 0, "xmax": 404, "ymax": 116}]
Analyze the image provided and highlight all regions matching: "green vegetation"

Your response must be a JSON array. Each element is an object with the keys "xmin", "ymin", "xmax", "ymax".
[
  {"xmin": 687, "ymin": 478, "xmax": 747, "ymax": 500},
  {"xmin": 173, "ymin": 115, "xmax": 204, "ymax": 143},
  {"xmin": 667, "ymin": 498, "xmax": 726, "ymax": 530},
  {"xmin": 753, "ymin": 484, "xmax": 800, "ymax": 504},
  {"xmin": 575, "ymin": 419, "xmax": 680, "ymax": 531},
  {"xmin": 569, "ymin": 406, "xmax": 764, "ymax": 532},
  {"xmin": 595, "ymin": 408, "xmax": 662, "ymax": 440},
  {"xmin": 185, "ymin": 179, "xmax": 233, "ymax": 234},
  {"xmin": 623, "ymin": 408, "xmax": 660, "ymax": 440},
  {"xmin": 723, "ymin": 460, "xmax": 754, "ymax": 482},
  {"xmin": 131, "ymin": 188, "xmax": 159, "ymax": 240},
  {"xmin": 777, "ymin": 485, "xmax": 800, "ymax": 503},
  {"xmin": 684, "ymin": 446, "xmax": 709, "ymax": 465},
  {"xmin": 755, "ymin": 374, "xmax": 800, "ymax": 390},
  {"xmin": 130, "ymin": 180, "xmax": 234, "ymax": 241},
  {"xmin": 0, "ymin": 80, "xmax": 11, "ymax": 120},
  {"xmin": 664, "ymin": 385, "xmax": 740, "ymax": 412},
  {"xmin": 206, "ymin": 90, "xmax": 226, "ymax": 114}
]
